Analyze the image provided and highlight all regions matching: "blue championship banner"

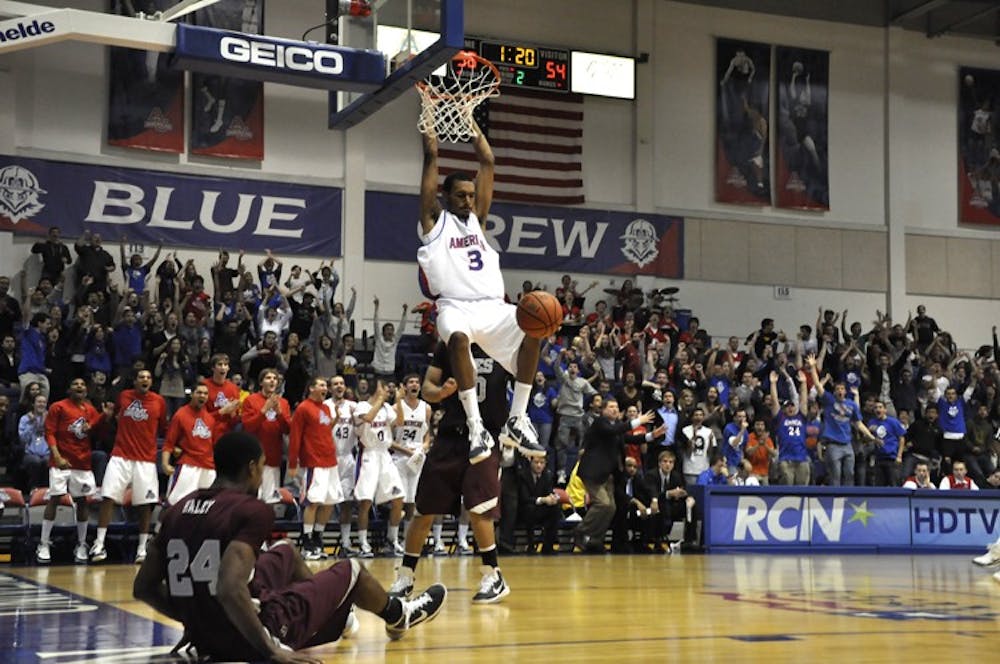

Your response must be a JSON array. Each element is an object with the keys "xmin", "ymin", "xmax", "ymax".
[
  {"xmin": 189, "ymin": 0, "xmax": 265, "ymax": 160},
  {"xmin": 0, "ymin": 155, "xmax": 342, "ymax": 256},
  {"xmin": 364, "ymin": 190, "xmax": 684, "ymax": 278},
  {"xmin": 107, "ymin": 0, "xmax": 185, "ymax": 153},
  {"xmin": 705, "ymin": 486, "xmax": 1000, "ymax": 551}
]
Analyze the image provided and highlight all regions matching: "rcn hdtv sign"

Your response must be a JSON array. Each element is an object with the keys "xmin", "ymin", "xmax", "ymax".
[{"xmin": 706, "ymin": 487, "xmax": 1000, "ymax": 550}]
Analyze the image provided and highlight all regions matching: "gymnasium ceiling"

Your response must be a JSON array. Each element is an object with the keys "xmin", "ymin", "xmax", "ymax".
[{"xmin": 672, "ymin": 0, "xmax": 1000, "ymax": 42}]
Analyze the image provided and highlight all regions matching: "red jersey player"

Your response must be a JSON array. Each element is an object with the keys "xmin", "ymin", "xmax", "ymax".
[
  {"xmin": 36, "ymin": 378, "xmax": 112, "ymax": 564},
  {"xmin": 162, "ymin": 384, "xmax": 238, "ymax": 505},
  {"xmin": 241, "ymin": 368, "xmax": 292, "ymax": 504},
  {"xmin": 288, "ymin": 377, "xmax": 340, "ymax": 560},
  {"xmin": 133, "ymin": 431, "xmax": 447, "ymax": 661},
  {"xmin": 90, "ymin": 369, "xmax": 168, "ymax": 564},
  {"xmin": 203, "ymin": 353, "xmax": 241, "ymax": 431}
]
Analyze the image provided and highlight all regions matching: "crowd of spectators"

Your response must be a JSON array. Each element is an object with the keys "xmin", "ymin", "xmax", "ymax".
[{"xmin": 2, "ymin": 228, "xmax": 999, "ymax": 558}]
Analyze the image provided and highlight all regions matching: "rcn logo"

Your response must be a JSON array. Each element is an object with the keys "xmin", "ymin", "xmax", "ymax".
[
  {"xmin": 220, "ymin": 36, "xmax": 344, "ymax": 75},
  {"xmin": 732, "ymin": 496, "xmax": 847, "ymax": 542},
  {"xmin": 0, "ymin": 19, "xmax": 56, "ymax": 43}
]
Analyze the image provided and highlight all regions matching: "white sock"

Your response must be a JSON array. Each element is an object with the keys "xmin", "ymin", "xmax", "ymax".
[
  {"xmin": 341, "ymin": 523, "xmax": 352, "ymax": 546},
  {"xmin": 510, "ymin": 381, "xmax": 532, "ymax": 418},
  {"xmin": 432, "ymin": 522, "xmax": 443, "ymax": 545},
  {"xmin": 302, "ymin": 523, "xmax": 314, "ymax": 535},
  {"xmin": 138, "ymin": 533, "xmax": 149, "ymax": 551},
  {"xmin": 457, "ymin": 522, "xmax": 469, "ymax": 544},
  {"xmin": 76, "ymin": 521, "xmax": 88, "ymax": 544},
  {"xmin": 41, "ymin": 519, "xmax": 54, "ymax": 545},
  {"xmin": 95, "ymin": 527, "xmax": 107, "ymax": 547},
  {"xmin": 459, "ymin": 388, "xmax": 482, "ymax": 423},
  {"xmin": 388, "ymin": 524, "xmax": 399, "ymax": 543},
  {"xmin": 359, "ymin": 529, "xmax": 369, "ymax": 547}
]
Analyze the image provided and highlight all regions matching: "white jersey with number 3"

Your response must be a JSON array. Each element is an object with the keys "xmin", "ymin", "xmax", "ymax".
[{"xmin": 417, "ymin": 210, "xmax": 504, "ymax": 301}]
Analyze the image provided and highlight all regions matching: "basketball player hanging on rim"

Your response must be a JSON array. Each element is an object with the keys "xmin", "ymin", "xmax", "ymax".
[{"xmin": 417, "ymin": 122, "xmax": 546, "ymax": 464}]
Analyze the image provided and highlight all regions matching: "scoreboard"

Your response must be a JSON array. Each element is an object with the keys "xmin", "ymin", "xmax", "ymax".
[{"xmin": 465, "ymin": 37, "xmax": 570, "ymax": 93}]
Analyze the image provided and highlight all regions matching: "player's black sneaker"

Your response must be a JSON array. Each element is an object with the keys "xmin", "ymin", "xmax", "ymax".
[
  {"xmin": 500, "ymin": 415, "xmax": 546, "ymax": 458},
  {"xmin": 385, "ymin": 583, "xmax": 447, "ymax": 640}
]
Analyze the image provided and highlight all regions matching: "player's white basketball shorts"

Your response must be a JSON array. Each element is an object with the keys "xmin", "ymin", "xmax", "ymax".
[
  {"xmin": 303, "ymin": 466, "xmax": 345, "ymax": 506},
  {"xmin": 258, "ymin": 465, "xmax": 282, "ymax": 504},
  {"xmin": 101, "ymin": 457, "xmax": 159, "ymax": 506},
  {"xmin": 394, "ymin": 454, "xmax": 424, "ymax": 503},
  {"xmin": 354, "ymin": 450, "xmax": 405, "ymax": 505},
  {"xmin": 48, "ymin": 468, "xmax": 97, "ymax": 499},
  {"xmin": 166, "ymin": 465, "xmax": 217, "ymax": 506},
  {"xmin": 435, "ymin": 298, "xmax": 524, "ymax": 375},
  {"xmin": 337, "ymin": 454, "xmax": 357, "ymax": 500}
]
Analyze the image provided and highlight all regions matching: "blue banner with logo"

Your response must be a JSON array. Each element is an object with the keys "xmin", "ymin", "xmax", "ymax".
[
  {"xmin": 706, "ymin": 486, "xmax": 1000, "ymax": 551},
  {"xmin": 0, "ymin": 155, "xmax": 341, "ymax": 256},
  {"xmin": 364, "ymin": 191, "xmax": 684, "ymax": 278}
]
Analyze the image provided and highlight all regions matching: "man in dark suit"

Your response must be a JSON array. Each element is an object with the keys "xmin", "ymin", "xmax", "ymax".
[
  {"xmin": 574, "ymin": 399, "xmax": 661, "ymax": 553},
  {"xmin": 612, "ymin": 455, "xmax": 653, "ymax": 553},
  {"xmin": 517, "ymin": 455, "xmax": 562, "ymax": 554},
  {"xmin": 646, "ymin": 449, "xmax": 696, "ymax": 551}
]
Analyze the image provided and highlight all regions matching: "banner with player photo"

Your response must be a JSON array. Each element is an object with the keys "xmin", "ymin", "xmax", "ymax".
[
  {"xmin": 106, "ymin": 0, "xmax": 185, "ymax": 153},
  {"xmin": 189, "ymin": 0, "xmax": 265, "ymax": 160},
  {"xmin": 716, "ymin": 38, "xmax": 771, "ymax": 206},
  {"xmin": 774, "ymin": 46, "xmax": 829, "ymax": 210},
  {"xmin": 364, "ymin": 190, "xmax": 683, "ymax": 279},
  {"xmin": 959, "ymin": 66, "xmax": 1000, "ymax": 225}
]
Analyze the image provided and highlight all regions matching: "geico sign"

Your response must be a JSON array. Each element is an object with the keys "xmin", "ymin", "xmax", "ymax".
[{"xmin": 220, "ymin": 37, "xmax": 344, "ymax": 75}]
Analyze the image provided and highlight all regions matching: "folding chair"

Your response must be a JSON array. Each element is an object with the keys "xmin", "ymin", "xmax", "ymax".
[{"xmin": 0, "ymin": 487, "xmax": 28, "ymax": 562}]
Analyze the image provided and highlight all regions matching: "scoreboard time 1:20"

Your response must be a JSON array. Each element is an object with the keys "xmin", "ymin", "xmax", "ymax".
[{"xmin": 474, "ymin": 38, "xmax": 570, "ymax": 92}]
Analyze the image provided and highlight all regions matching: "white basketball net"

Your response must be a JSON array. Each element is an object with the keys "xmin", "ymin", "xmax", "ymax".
[{"xmin": 417, "ymin": 52, "xmax": 501, "ymax": 143}]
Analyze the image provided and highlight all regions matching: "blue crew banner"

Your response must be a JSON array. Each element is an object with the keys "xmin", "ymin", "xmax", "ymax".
[
  {"xmin": 364, "ymin": 191, "xmax": 684, "ymax": 278},
  {"xmin": 0, "ymin": 155, "xmax": 342, "ymax": 256},
  {"xmin": 705, "ymin": 486, "xmax": 1000, "ymax": 551}
]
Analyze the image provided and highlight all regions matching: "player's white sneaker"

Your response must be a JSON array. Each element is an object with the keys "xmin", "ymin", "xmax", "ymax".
[
  {"xmin": 392, "ymin": 540, "xmax": 406, "ymax": 557},
  {"xmin": 385, "ymin": 583, "xmax": 447, "ymax": 641},
  {"xmin": 341, "ymin": 608, "xmax": 360, "ymax": 639},
  {"xmin": 74, "ymin": 543, "xmax": 89, "ymax": 564},
  {"xmin": 134, "ymin": 547, "xmax": 147, "ymax": 564},
  {"xmin": 432, "ymin": 541, "xmax": 447, "ymax": 556},
  {"xmin": 972, "ymin": 541, "xmax": 1000, "ymax": 567},
  {"xmin": 359, "ymin": 544, "xmax": 375, "ymax": 559},
  {"xmin": 388, "ymin": 567, "xmax": 415, "ymax": 599},
  {"xmin": 457, "ymin": 542, "xmax": 474, "ymax": 556},
  {"xmin": 468, "ymin": 421, "xmax": 494, "ymax": 465},
  {"xmin": 302, "ymin": 547, "xmax": 322, "ymax": 561},
  {"xmin": 500, "ymin": 415, "xmax": 546, "ymax": 458},
  {"xmin": 35, "ymin": 542, "xmax": 51, "ymax": 565},
  {"xmin": 89, "ymin": 543, "xmax": 107, "ymax": 563},
  {"xmin": 471, "ymin": 566, "xmax": 510, "ymax": 604}
]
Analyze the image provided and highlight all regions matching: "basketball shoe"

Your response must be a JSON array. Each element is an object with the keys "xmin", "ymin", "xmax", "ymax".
[
  {"xmin": 972, "ymin": 540, "xmax": 1000, "ymax": 567},
  {"xmin": 387, "ymin": 566, "xmax": 415, "ymax": 599},
  {"xmin": 74, "ymin": 543, "xmax": 89, "ymax": 564},
  {"xmin": 468, "ymin": 420, "xmax": 494, "ymax": 465},
  {"xmin": 341, "ymin": 609, "xmax": 360, "ymax": 639},
  {"xmin": 89, "ymin": 542, "xmax": 108, "ymax": 563},
  {"xmin": 500, "ymin": 415, "xmax": 546, "ymax": 458},
  {"xmin": 472, "ymin": 566, "xmax": 509, "ymax": 604},
  {"xmin": 35, "ymin": 542, "xmax": 51, "ymax": 565},
  {"xmin": 385, "ymin": 583, "xmax": 447, "ymax": 641}
]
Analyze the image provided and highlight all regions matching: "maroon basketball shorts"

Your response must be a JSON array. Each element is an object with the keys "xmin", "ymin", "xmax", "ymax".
[
  {"xmin": 252, "ymin": 542, "xmax": 360, "ymax": 650},
  {"xmin": 415, "ymin": 429, "xmax": 501, "ymax": 520}
]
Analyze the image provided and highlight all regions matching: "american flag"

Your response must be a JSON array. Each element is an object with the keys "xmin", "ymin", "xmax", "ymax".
[{"xmin": 437, "ymin": 88, "xmax": 585, "ymax": 206}]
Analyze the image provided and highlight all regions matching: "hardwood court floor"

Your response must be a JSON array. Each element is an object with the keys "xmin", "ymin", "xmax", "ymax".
[{"xmin": 7, "ymin": 553, "xmax": 1000, "ymax": 663}]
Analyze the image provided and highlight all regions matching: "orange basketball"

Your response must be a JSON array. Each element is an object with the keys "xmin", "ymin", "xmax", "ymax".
[
  {"xmin": 553, "ymin": 488, "xmax": 571, "ymax": 505},
  {"xmin": 516, "ymin": 290, "xmax": 562, "ymax": 339}
]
